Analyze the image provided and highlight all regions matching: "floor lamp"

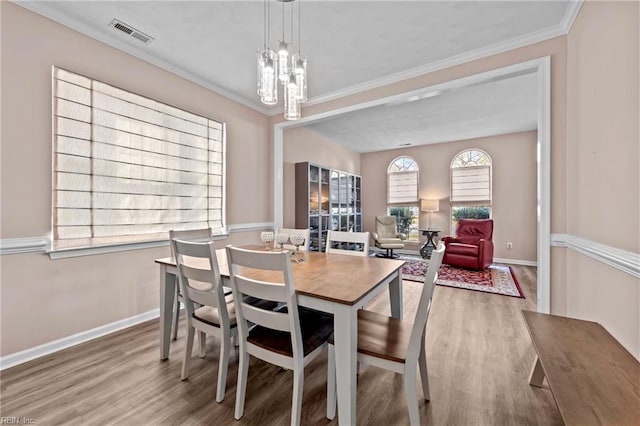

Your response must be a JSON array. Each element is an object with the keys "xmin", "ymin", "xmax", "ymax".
[{"xmin": 421, "ymin": 199, "xmax": 440, "ymax": 230}]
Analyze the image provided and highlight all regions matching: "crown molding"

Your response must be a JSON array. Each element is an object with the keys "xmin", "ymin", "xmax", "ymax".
[
  {"xmin": 561, "ymin": 1, "xmax": 584, "ymax": 34},
  {"xmin": 12, "ymin": 1, "xmax": 271, "ymax": 116},
  {"xmin": 301, "ymin": 23, "xmax": 568, "ymax": 109},
  {"xmin": 551, "ymin": 233, "xmax": 640, "ymax": 279}
]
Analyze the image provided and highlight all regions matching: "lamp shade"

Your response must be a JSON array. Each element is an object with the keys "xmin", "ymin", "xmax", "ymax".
[{"xmin": 421, "ymin": 199, "xmax": 439, "ymax": 212}]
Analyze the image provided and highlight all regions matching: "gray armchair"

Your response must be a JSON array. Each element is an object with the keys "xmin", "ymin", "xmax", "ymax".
[{"xmin": 372, "ymin": 216, "xmax": 406, "ymax": 258}]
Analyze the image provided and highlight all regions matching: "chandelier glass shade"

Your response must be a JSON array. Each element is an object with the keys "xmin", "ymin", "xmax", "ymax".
[
  {"xmin": 257, "ymin": 0, "xmax": 307, "ymax": 120},
  {"xmin": 257, "ymin": 49, "xmax": 277, "ymax": 105},
  {"xmin": 292, "ymin": 53, "xmax": 307, "ymax": 102},
  {"xmin": 284, "ymin": 73, "xmax": 301, "ymax": 120}
]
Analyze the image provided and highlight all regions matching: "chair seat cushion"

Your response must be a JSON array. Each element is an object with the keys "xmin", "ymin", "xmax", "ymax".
[
  {"xmin": 194, "ymin": 294, "xmax": 235, "ymax": 327},
  {"xmin": 329, "ymin": 309, "xmax": 413, "ymax": 363},
  {"xmin": 446, "ymin": 243, "xmax": 479, "ymax": 257},
  {"xmin": 194, "ymin": 295, "xmax": 278, "ymax": 328},
  {"xmin": 378, "ymin": 238, "xmax": 403, "ymax": 244},
  {"xmin": 247, "ymin": 307, "xmax": 333, "ymax": 357},
  {"xmin": 376, "ymin": 238, "xmax": 405, "ymax": 249}
]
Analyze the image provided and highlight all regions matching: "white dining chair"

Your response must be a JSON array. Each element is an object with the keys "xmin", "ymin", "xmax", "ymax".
[
  {"xmin": 327, "ymin": 242, "xmax": 446, "ymax": 426},
  {"xmin": 325, "ymin": 230, "xmax": 370, "ymax": 256},
  {"xmin": 274, "ymin": 227, "xmax": 311, "ymax": 252},
  {"xmin": 226, "ymin": 246, "xmax": 334, "ymax": 426},
  {"xmin": 169, "ymin": 228, "xmax": 214, "ymax": 341},
  {"xmin": 171, "ymin": 238, "xmax": 238, "ymax": 402}
]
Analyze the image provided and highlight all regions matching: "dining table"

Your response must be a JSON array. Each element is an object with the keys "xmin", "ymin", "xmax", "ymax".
[{"xmin": 155, "ymin": 245, "xmax": 405, "ymax": 425}]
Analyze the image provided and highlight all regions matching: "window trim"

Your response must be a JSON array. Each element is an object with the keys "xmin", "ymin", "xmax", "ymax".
[
  {"xmin": 387, "ymin": 155, "xmax": 419, "ymax": 204},
  {"xmin": 49, "ymin": 66, "xmax": 227, "ymax": 254},
  {"xmin": 450, "ymin": 149, "xmax": 493, "ymax": 234}
]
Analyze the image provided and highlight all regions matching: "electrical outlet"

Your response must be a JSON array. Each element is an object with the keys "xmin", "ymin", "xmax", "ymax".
[{"xmin": 506, "ymin": 242, "xmax": 513, "ymax": 249}]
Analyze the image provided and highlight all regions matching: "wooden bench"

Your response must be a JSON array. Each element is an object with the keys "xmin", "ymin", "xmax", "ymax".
[{"xmin": 522, "ymin": 310, "xmax": 640, "ymax": 426}]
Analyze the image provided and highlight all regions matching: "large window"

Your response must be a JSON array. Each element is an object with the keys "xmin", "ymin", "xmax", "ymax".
[
  {"xmin": 52, "ymin": 67, "xmax": 225, "ymax": 250},
  {"xmin": 387, "ymin": 156, "xmax": 419, "ymax": 241},
  {"xmin": 450, "ymin": 149, "xmax": 492, "ymax": 234}
]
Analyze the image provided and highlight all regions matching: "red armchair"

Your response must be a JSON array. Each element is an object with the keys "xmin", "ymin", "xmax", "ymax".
[{"xmin": 442, "ymin": 219, "xmax": 494, "ymax": 270}]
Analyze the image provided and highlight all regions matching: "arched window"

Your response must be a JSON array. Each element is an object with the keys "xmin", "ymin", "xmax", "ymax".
[
  {"xmin": 387, "ymin": 156, "xmax": 419, "ymax": 241},
  {"xmin": 387, "ymin": 156, "xmax": 418, "ymax": 203},
  {"xmin": 450, "ymin": 149, "xmax": 492, "ymax": 233}
]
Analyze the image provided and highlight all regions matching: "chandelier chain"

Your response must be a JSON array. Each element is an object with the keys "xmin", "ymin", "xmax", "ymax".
[{"xmin": 298, "ymin": 0, "xmax": 301, "ymax": 52}]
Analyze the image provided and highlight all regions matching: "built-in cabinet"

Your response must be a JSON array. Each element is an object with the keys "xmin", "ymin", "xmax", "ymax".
[{"xmin": 295, "ymin": 162, "xmax": 362, "ymax": 252}]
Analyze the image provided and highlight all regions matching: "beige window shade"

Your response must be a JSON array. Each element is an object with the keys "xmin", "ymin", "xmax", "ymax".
[
  {"xmin": 451, "ymin": 165, "xmax": 491, "ymax": 204},
  {"xmin": 388, "ymin": 171, "xmax": 418, "ymax": 204},
  {"xmin": 52, "ymin": 67, "xmax": 225, "ymax": 249}
]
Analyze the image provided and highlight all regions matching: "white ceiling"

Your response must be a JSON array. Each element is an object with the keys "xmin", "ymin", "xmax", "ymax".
[
  {"xmin": 16, "ymin": 0, "xmax": 577, "ymax": 152},
  {"xmin": 302, "ymin": 71, "xmax": 539, "ymax": 152}
]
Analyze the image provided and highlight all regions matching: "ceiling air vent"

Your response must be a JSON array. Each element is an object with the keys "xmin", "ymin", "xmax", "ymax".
[{"xmin": 108, "ymin": 19, "xmax": 154, "ymax": 44}]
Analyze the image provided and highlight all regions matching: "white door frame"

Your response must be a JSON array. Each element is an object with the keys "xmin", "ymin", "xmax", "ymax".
[{"xmin": 273, "ymin": 56, "xmax": 551, "ymax": 313}]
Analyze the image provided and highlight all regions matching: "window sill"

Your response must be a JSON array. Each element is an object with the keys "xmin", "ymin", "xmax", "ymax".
[{"xmin": 48, "ymin": 233, "xmax": 230, "ymax": 260}]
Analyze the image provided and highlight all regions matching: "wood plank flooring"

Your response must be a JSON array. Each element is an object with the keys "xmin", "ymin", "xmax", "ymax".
[{"xmin": 0, "ymin": 265, "xmax": 562, "ymax": 425}]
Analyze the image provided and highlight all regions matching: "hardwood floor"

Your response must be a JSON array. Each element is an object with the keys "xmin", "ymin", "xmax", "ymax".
[{"xmin": 1, "ymin": 265, "xmax": 562, "ymax": 425}]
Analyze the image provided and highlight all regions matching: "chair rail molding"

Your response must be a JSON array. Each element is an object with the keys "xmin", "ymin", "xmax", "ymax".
[
  {"xmin": 2, "ymin": 223, "xmax": 274, "ymax": 259},
  {"xmin": 227, "ymin": 222, "xmax": 275, "ymax": 233},
  {"xmin": 551, "ymin": 233, "xmax": 640, "ymax": 279},
  {"xmin": 0, "ymin": 237, "xmax": 49, "ymax": 255}
]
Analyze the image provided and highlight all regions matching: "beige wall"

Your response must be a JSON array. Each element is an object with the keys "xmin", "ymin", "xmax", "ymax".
[
  {"xmin": 361, "ymin": 131, "xmax": 537, "ymax": 262},
  {"xmin": 565, "ymin": 1, "xmax": 639, "ymax": 356},
  {"xmin": 0, "ymin": 3, "xmax": 271, "ymax": 355},
  {"xmin": 282, "ymin": 127, "xmax": 361, "ymax": 228}
]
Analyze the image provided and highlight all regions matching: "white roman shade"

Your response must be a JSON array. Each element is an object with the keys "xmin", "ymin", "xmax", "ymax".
[
  {"xmin": 387, "ymin": 170, "xmax": 418, "ymax": 204},
  {"xmin": 52, "ymin": 67, "xmax": 225, "ymax": 249},
  {"xmin": 451, "ymin": 165, "xmax": 491, "ymax": 204}
]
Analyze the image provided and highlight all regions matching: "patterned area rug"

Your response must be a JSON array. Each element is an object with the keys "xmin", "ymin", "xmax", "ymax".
[{"xmin": 400, "ymin": 256, "xmax": 525, "ymax": 298}]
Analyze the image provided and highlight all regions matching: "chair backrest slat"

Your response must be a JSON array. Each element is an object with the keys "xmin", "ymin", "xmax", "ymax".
[
  {"xmin": 240, "ymin": 302, "xmax": 291, "ymax": 332},
  {"xmin": 235, "ymin": 276, "xmax": 288, "ymax": 303},
  {"xmin": 229, "ymin": 246, "xmax": 291, "ymax": 271},
  {"xmin": 169, "ymin": 228, "xmax": 214, "ymax": 259},
  {"xmin": 407, "ymin": 242, "xmax": 445, "ymax": 360},
  {"xmin": 274, "ymin": 228, "xmax": 311, "ymax": 252},
  {"xmin": 180, "ymin": 263, "xmax": 216, "ymax": 286},
  {"xmin": 169, "ymin": 227, "xmax": 213, "ymax": 243},
  {"xmin": 326, "ymin": 230, "xmax": 370, "ymax": 256}
]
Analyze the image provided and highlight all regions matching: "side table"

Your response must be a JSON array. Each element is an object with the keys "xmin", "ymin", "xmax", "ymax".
[{"xmin": 419, "ymin": 229, "xmax": 440, "ymax": 259}]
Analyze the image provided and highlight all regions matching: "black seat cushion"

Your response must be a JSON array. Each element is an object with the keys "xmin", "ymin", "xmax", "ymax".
[
  {"xmin": 247, "ymin": 307, "xmax": 333, "ymax": 357},
  {"xmin": 194, "ymin": 295, "xmax": 278, "ymax": 328}
]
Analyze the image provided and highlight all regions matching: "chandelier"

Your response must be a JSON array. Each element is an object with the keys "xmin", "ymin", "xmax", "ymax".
[{"xmin": 257, "ymin": 0, "xmax": 307, "ymax": 120}]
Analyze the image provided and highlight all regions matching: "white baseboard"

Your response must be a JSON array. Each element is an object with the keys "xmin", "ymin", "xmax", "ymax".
[
  {"xmin": 494, "ymin": 258, "xmax": 538, "ymax": 267},
  {"xmin": 0, "ymin": 308, "xmax": 159, "ymax": 371}
]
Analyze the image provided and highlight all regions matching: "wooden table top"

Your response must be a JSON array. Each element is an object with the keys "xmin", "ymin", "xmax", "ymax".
[
  {"xmin": 522, "ymin": 310, "xmax": 640, "ymax": 426},
  {"xmin": 156, "ymin": 246, "xmax": 405, "ymax": 306}
]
